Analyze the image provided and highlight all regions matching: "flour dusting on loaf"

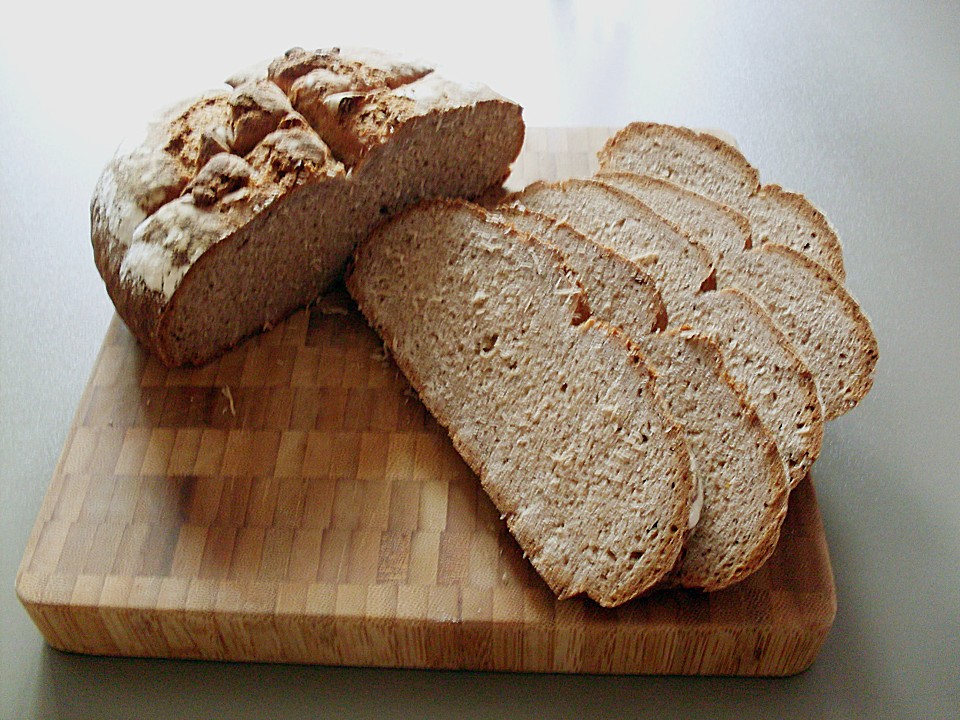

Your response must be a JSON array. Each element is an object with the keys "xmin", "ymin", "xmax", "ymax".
[{"xmin": 392, "ymin": 72, "xmax": 503, "ymax": 110}]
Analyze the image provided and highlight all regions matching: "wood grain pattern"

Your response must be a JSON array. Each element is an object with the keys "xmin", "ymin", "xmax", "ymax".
[{"xmin": 16, "ymin": 128, "xmax": 836, "ymax": 675}]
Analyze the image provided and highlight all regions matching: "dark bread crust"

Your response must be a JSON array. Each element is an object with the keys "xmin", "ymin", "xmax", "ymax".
[{"xmin": 93, "ymin": 238, "xmax": 166, "ymax": 363}]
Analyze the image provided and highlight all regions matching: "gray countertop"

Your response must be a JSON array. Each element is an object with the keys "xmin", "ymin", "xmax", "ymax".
[{"xmin": 2, "ymin": 1, "xmax": 957, "ymax": 717}]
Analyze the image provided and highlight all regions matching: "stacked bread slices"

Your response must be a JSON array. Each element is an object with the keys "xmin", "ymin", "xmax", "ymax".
[
  {"xmin": 347, "ymin": 125, "xmax": 878, "ymax": 605},
  {"xmin": 594, "ymin": 124, "xmax": 879, "ymax": 420},
  {"xmin": 495, "ymin": 206, "xmax": 789, "ymax": 591},
  {"xmin": 347, "ymin": 201, "xmax": 697, "ymax": 605}
]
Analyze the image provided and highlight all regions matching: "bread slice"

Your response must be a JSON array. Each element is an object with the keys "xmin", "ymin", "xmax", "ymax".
[
  {"xmin": 597, "ymin": 122, "xmax": 847, "ymax": 282},
  {"xmin": 346, "ymin": 200, "xmax": 694, "ymax": 606},
  {"xmin": 497, "ymin": 207, "xmax": 789, "ymax": 590},
  {"xmin": 598, "ymin": 171, "xmax": 879, "ymax": 420},
  {"xmin": 506, "ymin": 180, "xmax": 823, "ymax": 487},
  {"xmin": 493, "ymin": 208, "xmax": 670, "ymax": 336},
  {"xmin": 91, "ymin": 47, "xmax": 524, "ymax": 367}
]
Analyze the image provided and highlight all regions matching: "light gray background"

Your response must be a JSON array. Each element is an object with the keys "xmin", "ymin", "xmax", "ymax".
[{"xmin": 2, "ymin": 1, "xmax": 957, "ymax": 717}]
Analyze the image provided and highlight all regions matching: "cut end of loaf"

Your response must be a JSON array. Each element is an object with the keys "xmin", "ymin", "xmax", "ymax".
[
  {"xmin": 155, "ymin": 179, "xmax": 354, "ymax": 366},
  {"xmin": 352, "ymin": 101, "xmax": 525, "ymax": 218}
]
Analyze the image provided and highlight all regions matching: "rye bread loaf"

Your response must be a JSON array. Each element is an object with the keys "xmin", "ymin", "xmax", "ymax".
[
  {"xmin": 346, "ymin": 200, "xmax": 694, "ymax": 606},
  {"xmin": 497, "ymin": 207, "xmax": 789, "ymax": 590},
  {"xmin": 597, "ymin": 171, "xmax": 879, "ymax": 420},
  {"xmin": 91, "ymin": 47, "xmax": 524, "ymax": 367},
  {"xmin": 506, "ymin": 180, "xmax": 823, "ymax": 488},
  {"xmin": 597, "ymin": 122, "xmax": 847, "ymax": 282}
]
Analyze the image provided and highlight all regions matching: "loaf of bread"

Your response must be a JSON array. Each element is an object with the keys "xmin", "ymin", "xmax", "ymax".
[
  {"xmin": 596, "ymin": 171, "xmax": 879, "ymax": 420},
  {"xmin": 346, "ymin": 200, "xmax": 695, "ymax": 606},
  {"xmin": 91, "ymin": 47, "xmax": 525, "ymax": 367},
  {"xmin": 497, "ymin": 207, "xmax": 789, "ymax": 590},
  {"xmin": 92, "ymin": 69, "xmax": 875, "ymax": 603},
  {"xmin": 506, "ymin": 180, "xmax": 824, "ymax": 488}
]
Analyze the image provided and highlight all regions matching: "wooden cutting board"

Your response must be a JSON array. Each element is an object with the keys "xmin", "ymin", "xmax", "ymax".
[{"xmin": 16, "ymin": 127, "xmax": 836, "ymax": 675}]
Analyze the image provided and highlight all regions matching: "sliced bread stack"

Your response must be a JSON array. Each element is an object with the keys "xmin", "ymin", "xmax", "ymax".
[
  {"xmin": 349, "ymin": 123, "xmax": 877, "ymax": 603},
  {"xmin": 346, "ymin": 200, "xmax": 695, "ymax": 606},
  {"xmin": 348, "ymin": 194, "xmax": 801, "ymax": 598},
  {"xmin": 456, "ymin": 123, "xmax": 876, "ymax": 600},
  {"xmin": 506, "ymin": 180, "xmax": 823, "ymax": 489},
  {"xmin": 496, "ymin": 207, "xmax": 789, "ymax": 591},
  {"xmin": 595, "ymin": 123, "xmax": 879, "ymax": 419},
  {"xmin": 92, "ymin": 46, "xmax": 524, "ymax": 367}
]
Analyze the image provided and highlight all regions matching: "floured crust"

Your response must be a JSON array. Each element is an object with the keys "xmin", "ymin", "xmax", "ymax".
[
  {"xmin": 92, "ymin": 87, "xmax": 337, "ymax": 292},
  {"xmin": 91, "ymin": 47, "xmax": 524, "ymax": 366},
  {"xmin": 283, "ymin": 52, "xmax": 517, "ymax": 168},
  {"xmin": 271, "ymin": 46, "xmax": 433, "ymax": 165},
  {"xmin": 92, "ymin": 89, "xmax": 341, "ymax": 363}
]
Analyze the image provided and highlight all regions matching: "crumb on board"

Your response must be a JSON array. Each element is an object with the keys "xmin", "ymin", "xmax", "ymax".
[
  {"xmin": 221, "ymin": 385, "xmax": 237, "ymax": 416},
  {"xmin": 315, "ymin": 295, "xmax": 351, "ymax": 316}
]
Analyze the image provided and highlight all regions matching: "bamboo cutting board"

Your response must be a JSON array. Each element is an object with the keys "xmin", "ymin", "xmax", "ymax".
[{"xmin": 17, "ymin": 127, "xmax": 836, "ymax": 675}]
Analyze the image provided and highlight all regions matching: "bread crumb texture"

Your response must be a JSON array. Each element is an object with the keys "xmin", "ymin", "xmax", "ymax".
[{"xmin": 347, "ymin": 200, "xmax": 694, "ymax": 606}]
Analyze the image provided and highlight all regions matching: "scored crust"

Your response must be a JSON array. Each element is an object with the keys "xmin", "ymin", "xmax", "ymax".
[{"xmin": 91, "ymin": 89, "xmax": 345, "ymax": 365}]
